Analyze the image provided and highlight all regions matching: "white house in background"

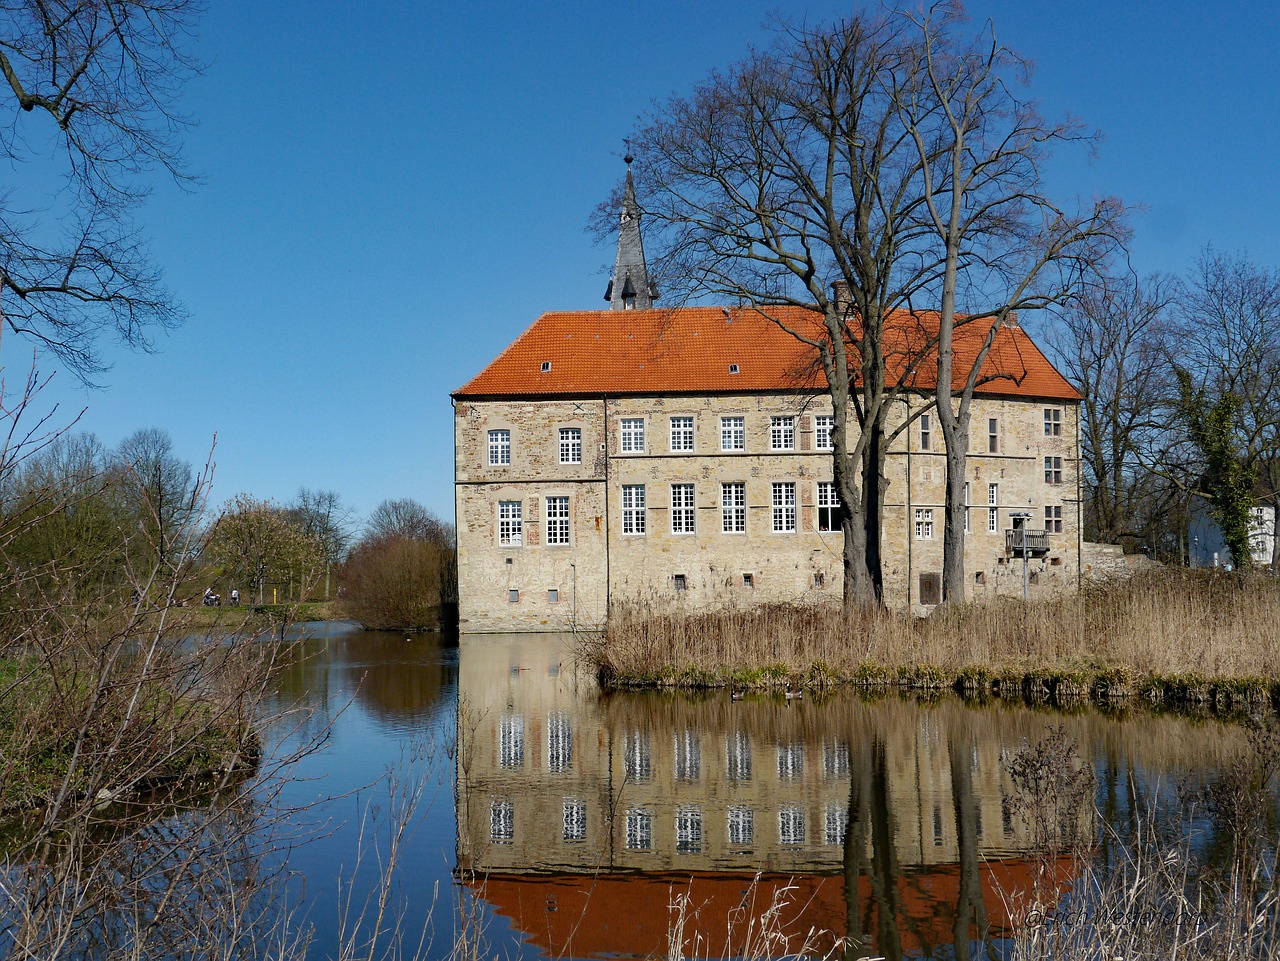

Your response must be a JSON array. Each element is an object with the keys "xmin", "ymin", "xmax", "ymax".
[{"xmin": 1189, "ymin": 500, "xmax": 1277, "ymax": 569}]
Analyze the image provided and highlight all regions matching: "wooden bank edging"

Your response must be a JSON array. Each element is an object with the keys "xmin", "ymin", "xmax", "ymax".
[{"xmin": 596, "ymin": 663, "xmax": 1280, "ymax": 715}]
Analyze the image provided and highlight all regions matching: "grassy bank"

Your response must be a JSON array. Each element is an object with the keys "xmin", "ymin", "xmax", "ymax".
[{"xmin": 589, "ymin": 569, "xmax": 1280, "ymax": 709}]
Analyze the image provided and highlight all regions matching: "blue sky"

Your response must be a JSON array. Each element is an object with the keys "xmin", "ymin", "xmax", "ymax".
[{"xmin": 21, "ymin": 0, "xmax": 1280, "ymax": 530}]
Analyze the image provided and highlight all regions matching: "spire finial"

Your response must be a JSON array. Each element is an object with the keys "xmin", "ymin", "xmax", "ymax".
[{"xmin": 623, "ymin": 138, "xmax": 634, "ymax": 166}]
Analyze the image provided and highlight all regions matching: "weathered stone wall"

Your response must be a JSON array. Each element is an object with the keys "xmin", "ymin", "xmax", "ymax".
[{"xmin": 455, "ymin": 391, "xmax": 1081, "ymax": 631}]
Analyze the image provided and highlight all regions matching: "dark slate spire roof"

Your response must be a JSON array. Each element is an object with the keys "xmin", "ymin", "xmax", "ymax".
[{"xmin": 604, "ymin": 154, "xmax": 658, "ymax": 311}]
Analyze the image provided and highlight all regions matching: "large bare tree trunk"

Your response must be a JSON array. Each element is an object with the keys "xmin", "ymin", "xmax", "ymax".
[{"xmin": 941, "ymin": 412, "xmax": 970, "ymax": 603}]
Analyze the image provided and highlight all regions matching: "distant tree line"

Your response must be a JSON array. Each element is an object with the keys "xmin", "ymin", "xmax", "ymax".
[{"xmin": 1, "ymin": 425, "xmax": 456, "ymax": 629}]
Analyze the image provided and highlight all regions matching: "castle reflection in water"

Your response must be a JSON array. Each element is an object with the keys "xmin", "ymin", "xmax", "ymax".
[{"xmin": 453, "ymin": 633, "xmax": 1244, "ymax": 959}]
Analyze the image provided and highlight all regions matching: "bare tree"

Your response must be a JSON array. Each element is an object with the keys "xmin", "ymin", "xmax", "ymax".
[
  {"xmin": 0, "ymin": 0, "xmax": 202, "ymax": 378},
  {"xmin": 618, "ymin": 11, "xmax": 945, "ymax": 610},
  {"xmin": 289, "ymin": 487, "xmax": 356, "ymax": 597},
  {"xmin": 1047, "ymin": 271, "xmax": 1178, "ymax": 548},
  {"xmin": 116, "ymin": 426, "xmax": 197, "ymax": 569},
  {"xmin": 898, "ymin": 3, "xmax": 1126, "ymax": 602}
]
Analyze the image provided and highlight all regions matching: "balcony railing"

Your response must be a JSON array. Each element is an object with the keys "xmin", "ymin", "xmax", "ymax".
[{"xmin": 1005, "ymin": 528, "xmax": 1050, "ymax": 557}]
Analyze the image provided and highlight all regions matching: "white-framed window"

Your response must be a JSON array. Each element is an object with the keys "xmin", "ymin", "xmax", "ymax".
[
  {"xmin": 674, "ymin": 730, "xmax": 701, "ymax": 781},
  {"xmin": 488, "ymin": 429, "xmax": 510, "ymax": 466},
  {"xmin": 721, "ymin": 416, "xmax": 745, "ymax": 451},
  {"xmin": 620, "ymin": 418, "xmax": 645, "ymax": 452},
  {"xmin": 676, "ymin": 806, "xmax": 703, "ymax": 854},
  {"xmin": 726, "ymin": 731, "xmax": 752, "ymax": 782},
  {"xmin": 722, "ymin": 482, "xmax": 746, "ymax": 533},
  {"xmin": 770, "ymin": 415, "xmax": 795, "ymax": 451},
  {"xmin": 771, "ymin": 482, "xmax": 796, "ymax": 533},
  {"xmin": 823, "ymin": 740, "xmax": 850, "ymax": 778},
  {"xmin": 1045, "ymin": 504, "xmax": 1063, "ymax": 533},
  {"xmin": 817, "ymin": 481, "xmax": 841, "ymax": 532},
  {"xmin": 987, "ymin": 417, "xmax": 999, "ymax": 453},
  {"xmin": 625, "ymin": 730, "xmax": 651, "ymax": 782},
  {"xmin": 563, "ymin": 799, "xmax": 587, "ymax": 843},
  {"xmin": 1044, "ymin": 455, "xmax": 1063, "ymax": 484},
  {"xmin": 559, "ymin": 427, "xmax": 581, "ymax": 464},
  {"xmin": 621, "ymin": 484, "xmax": 646, "ymax": 534},
  {"xmin": 671, "ymin": 484, "xmax": 696, "ymax": 534},
  {"xmin": 815, "ymin": 414, "xmax": 834, "ymax": 451},
  {"xmin": 825, "ymin": 804, "xmax": 848, "ymax": 846},
  {"xmin": 1044, "ymin": 407, "xmax": 1062, "ymax": 436},
  {"xmin": 779, "ymin": 805, "xmax": 806, "ymax": 845},
  {"xmin": 500, "ymin": 713, "xmax": 524, "ymax": 770},
  {"xmin": 964, "ymin": 482, "xmax": 971, "ymax": 533},
  {"xmin": 670, "ymin": 415, "xmax": 694, "ymax": 452},
  {"xmin": 625, "ymin": 809, "xmax": 652, "ymax": 850},
  {"xmin": 915, "ymin": 508, "xmax": 934, "ymax": 539},
  {"xmin": 778, "ymin": 742, "xmax": 804, "ymax": 780},
  {"xmin": 545, "ymin": 495, "xmax": 570, "ymax": 545},
  {"xmin": 727, "ymin": 806, "xmax": 754, "ymax": 846},
  {"xmin": 498, "ymin": 500, "xmax": 522, "ymax": 546},
  {"xmin": 547, "ymin": 711, "xmax": 572, "ymax": 773},
  {"xmin": 988, "ymin": 483, "xmax": 999, "ymax": 533},
  {"xmin": 920, "ymin": 413, "xmax": 932, "ymax": 451},
  {"xmin": 490, "ymin": 799, "xmax": 514, "ymax": 842}
]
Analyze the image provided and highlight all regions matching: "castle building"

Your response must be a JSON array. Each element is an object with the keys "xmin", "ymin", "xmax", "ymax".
[{"xmin": 452, "ymin": 164, "xmax": 1082, "ymax": 633}]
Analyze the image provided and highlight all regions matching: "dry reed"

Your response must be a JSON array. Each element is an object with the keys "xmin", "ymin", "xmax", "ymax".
[{"xmin": 590, "ymin": 569, "xmax": 1280, "ymax": 705}]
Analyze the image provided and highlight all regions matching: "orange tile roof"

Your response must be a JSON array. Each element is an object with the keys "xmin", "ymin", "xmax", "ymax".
[{"xmin": 453, "ymin": 306, "xmax": 1080, "ymax": 402}]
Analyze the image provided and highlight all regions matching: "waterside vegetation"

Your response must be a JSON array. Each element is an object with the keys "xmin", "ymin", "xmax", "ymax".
[{"xmin": 590, "ymin": 569, "xmax": 1280, "ymax": 711}]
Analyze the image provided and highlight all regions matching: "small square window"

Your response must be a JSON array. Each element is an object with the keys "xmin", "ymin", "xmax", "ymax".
[
  {"xmin": 728, "ymin": 364, "xmax": 740, "ymax": 374},
  {"xmin": 541, "ymin": 361, "xmax": 552, "ymax": 373},
  {"xmin": 742, "ymin": 573, "xmax": 754, "ymax": 588},
  {"xmin": 508, "ymin": 590, "xmax": 519, "ymax": 604},
  {"xmin": 674, "ymin": 574, "xmax": 687, "ymax": 592},
  {"xmin": 813, "ymin": 571, "xmax": 825, "ymax": 588},
  {"xmin": 974, "ymin": 571, "xmax": 986, "ymax": 585},
  {"xmin": 548, "ymin": 589, "xmax": 558, "ymax": 603}
]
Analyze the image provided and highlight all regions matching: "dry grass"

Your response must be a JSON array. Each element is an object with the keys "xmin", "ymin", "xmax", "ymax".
[{"xmin": 589, "ymin": 569, "xmax": 1280, "ymax": 705}]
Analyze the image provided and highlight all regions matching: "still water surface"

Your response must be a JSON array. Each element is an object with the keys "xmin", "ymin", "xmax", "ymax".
[{"xmin": 264, "ymin": 622, "xmax": 1263, "ymax": 959}]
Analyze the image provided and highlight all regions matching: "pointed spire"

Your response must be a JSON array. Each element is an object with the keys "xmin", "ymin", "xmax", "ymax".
[{"xmin": 605, "ymin": 152, "xmax": 658, "ymax": 311}]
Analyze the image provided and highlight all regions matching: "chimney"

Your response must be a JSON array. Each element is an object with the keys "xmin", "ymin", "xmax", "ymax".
[{"xmin": 830, "ymin": 280, "xmax": 851, "ymax": 313}]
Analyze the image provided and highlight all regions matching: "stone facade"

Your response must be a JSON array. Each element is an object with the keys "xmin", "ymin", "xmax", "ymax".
[{"xmin": 454, "ymin": 388, "xmax": 1080, "ymax": 632}]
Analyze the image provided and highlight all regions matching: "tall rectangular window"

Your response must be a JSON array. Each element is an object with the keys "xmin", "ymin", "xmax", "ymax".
[
  {"xmin": 817, "ymin": 481, "xmax": 841, "ymax": 532},
  {"xmin": 676, "ymin": 806, "xmax": 703, "ymax": 854},
  {"xmin": 778, "ymin": 742, "xmax": 804, "ymax": 780},
  {"xmin": 498, "ymin": 501, "xmax": 522, "ymax": 546},
  {"xmin": 823, "ymin": 740, "xmax": 850, "ymax": 779},
  {"xmin": 915, "ymin": 508, "xmax": 934, "ymax": 539},
  {"xmin": 670, "ymin": 416, "xmax": 694, "ymax": 452},
  {"xmin": 1044, "ymin": 455, "xmax": 1063, "ymax": 484},
  {"xmin": 721, "ymin": 416, "xmax": 745, "ymax": 451},
  {"xmin": 559, "ymin": 427, "xmax": 581, "ymax": 464},
  {"xmin": 545, "ymin": 495, "xmax": 570, "ymax": 545},
  {"xmin": 490, "ymin": 800, "xmax": 514, "ymax": 842},
  {"xmin": 988, "ymin": 483, "xmax": 999, "ymax": 534},
  {"xmin": 770, "ymin": 415, "xmax": 795, "ymax": 451},
  {"xmin": 815, "ymin": 415, "xmax": 834, "ymax": 451},
  {"xmin": 671, "ymin": 484, "xmax": 696, "ymax": 534},
  {"xmin": 726, "ymin": 731, "xmax": 752, "ymax": 782},
  {"xmin": 488, "ymin": 429, "xmax": 510, "ymax": 466},
  {"xmin": 674, "ymin": 730, "xmax": 701, "ymax": 781},
  {"xmin": 1045, "ymin": 505, "xmax": 1063, "ymax": 533},
  {"xmin": 727, "ymin": 806, "xmax": 754, "ymax": 845},
  {"xmin": 988, "ymin": 418, "xmax": 999, "ymax": 453},
  {"xmin": 500, "ymin": 713, "xmax": 524, "ymax": 770},
  {"xmin": 625, "ymin": 809, "xmax": 652, "ymax": 850},
  {"xmin": 625, "ymin": 730, "xmax": 651, "ymax": 782},
  {"xmin": 920, "ymin": 413, "xmax": 932, "ymax": 451},
  {"xmin": 825, "ymin": 805, "xmax": 848, "ymax": 845},
  {"xmin": 1044, "ymin": 408, "xmax": 1062, "ymax": 436},
  {"xmin": 771, "ymin": 482, "xmax": 796, "ymax": 533},
  {"xmin": 779, "ymin": 805, "xmax": 806, "ymax": 845},
  {"xmin": 563, "ymin": 799, "xmax": 587, "ymax": 843},
  {"xmin": 620, "ymin": 418, "xmax": 645, "ymax": 452},
  {"xmin": 722, "ymin": 482, "xmax": 746, "ymax": 533},
  {"xmin": 621, "ymin": 484, "xmax": 646, "ymax": 534},
  {"xmin": 547, "ymin": 712, "xmax": 572, "ymax": 773}
]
